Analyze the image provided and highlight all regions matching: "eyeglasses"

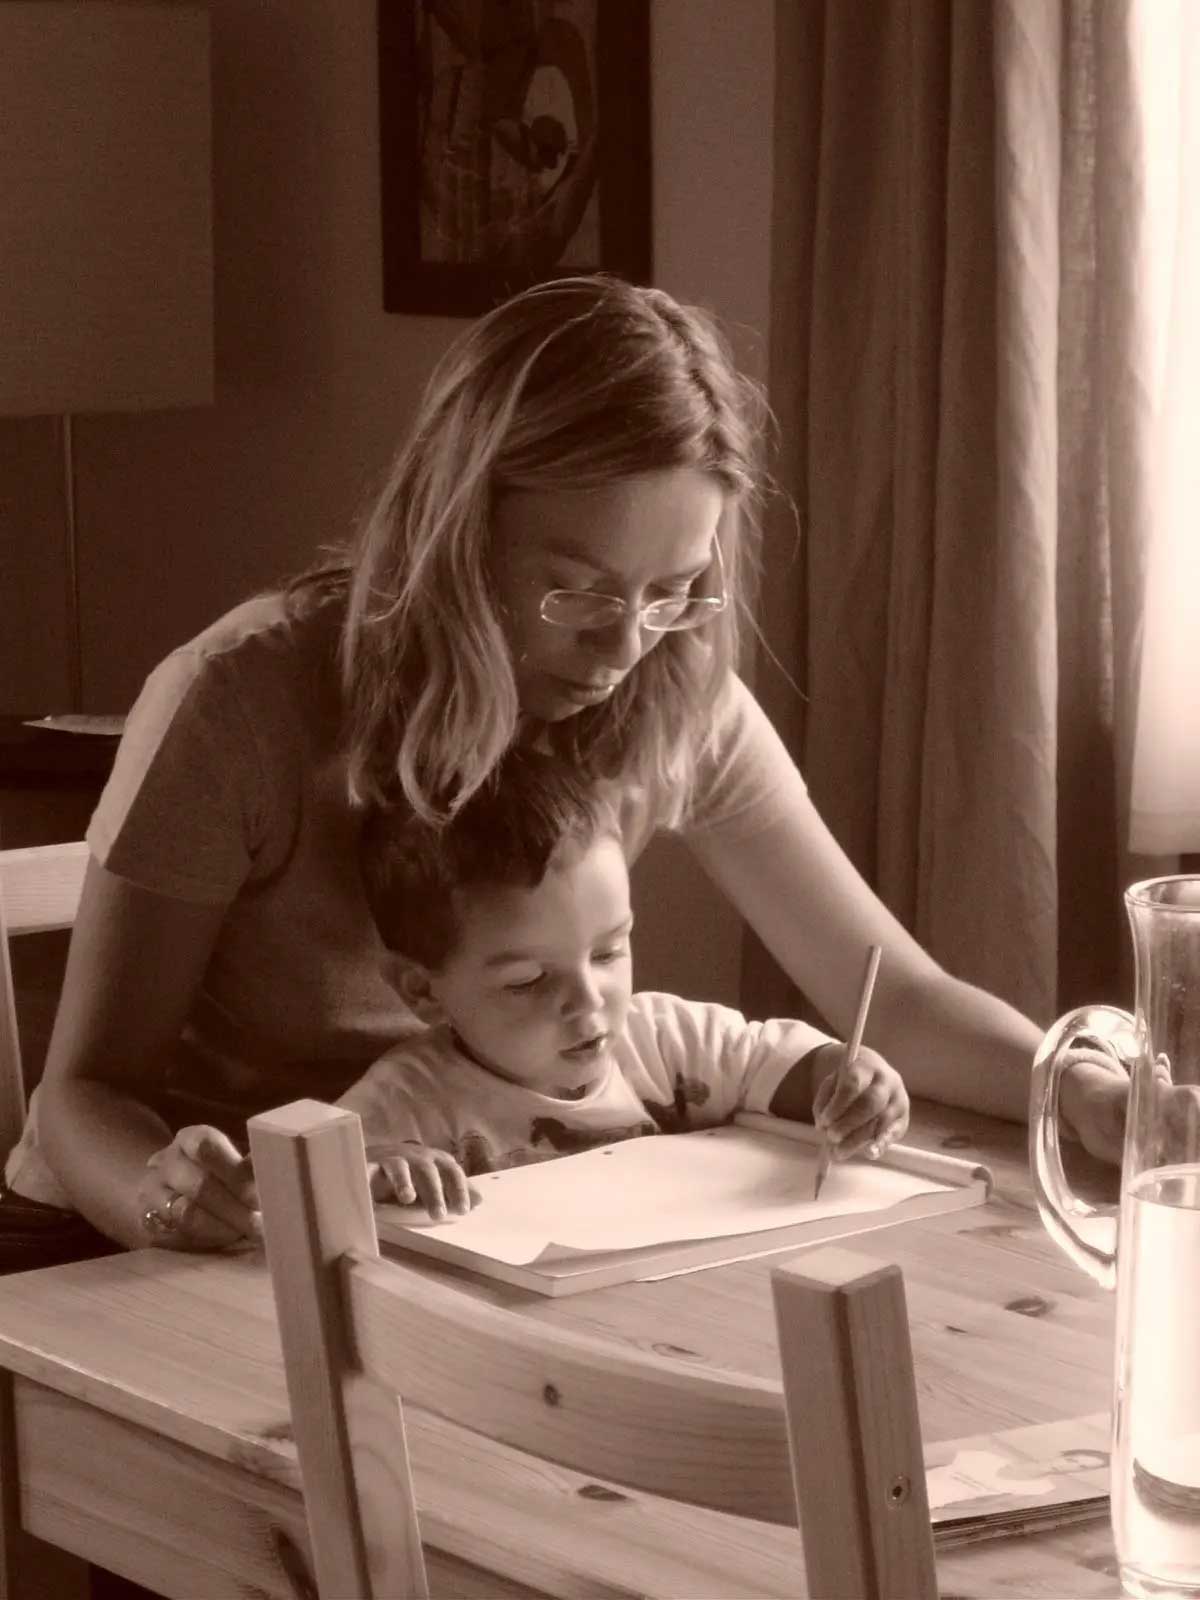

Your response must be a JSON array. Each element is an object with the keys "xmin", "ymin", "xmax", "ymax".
[{"xmin": 538, "ymin": 546, "xmax": 728, "ymax": 634}]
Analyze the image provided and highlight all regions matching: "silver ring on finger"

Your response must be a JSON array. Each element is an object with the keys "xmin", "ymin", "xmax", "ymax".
[
  {"xmin": 142, "ymin": 1204, "xmax": 173, "ymax": 1236},
  {"xmin": 144, "ymin": 1189, "xmax": 186, "ymax": 1236}
]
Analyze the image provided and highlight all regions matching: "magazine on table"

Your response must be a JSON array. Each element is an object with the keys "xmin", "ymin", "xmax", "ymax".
[{"xmin": 927, "ymin": 1411, "xmax": 1110, "ymax": 1548}]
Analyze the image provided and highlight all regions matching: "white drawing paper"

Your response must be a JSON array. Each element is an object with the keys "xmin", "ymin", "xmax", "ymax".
[{"xmin": 395, "ymin": 1123, "xmax": 957, "ymax": 1265}]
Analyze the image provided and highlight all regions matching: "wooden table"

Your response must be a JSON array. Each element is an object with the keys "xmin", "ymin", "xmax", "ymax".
[{"xmin": 0, "ymin": 1100, "xmax": 1123, "ymax": 1599}]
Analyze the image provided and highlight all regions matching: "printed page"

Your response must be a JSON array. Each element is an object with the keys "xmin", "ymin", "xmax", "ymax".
[
  {"xmin": 928, "ymin": 1411, "xmax": 1110, "ymax": 1546},
  {"xmin": 392, "ymin": 1123, "xmax": 957, "ymax": 1265}
]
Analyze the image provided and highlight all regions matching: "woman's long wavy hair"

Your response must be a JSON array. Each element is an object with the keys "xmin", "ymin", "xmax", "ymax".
[{"xmin": 337, "ymin": 275, "xmax": 766, "ymax": 824}]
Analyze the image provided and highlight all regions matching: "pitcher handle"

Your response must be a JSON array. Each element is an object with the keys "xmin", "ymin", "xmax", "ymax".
[{"xmin": 1029, "ymin": 1004, "xmax": 1134, "ymax": 1291}]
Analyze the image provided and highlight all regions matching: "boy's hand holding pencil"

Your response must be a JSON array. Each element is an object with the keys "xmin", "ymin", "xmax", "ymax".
[{"xmin": 812, "ymin": 946, "xmax": 910, "ymax": 1198}]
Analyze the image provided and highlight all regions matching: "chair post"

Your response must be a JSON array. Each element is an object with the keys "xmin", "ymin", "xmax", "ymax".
[
  {"xmin": 0, "ymin": 841, "xmax": 91, "ymax": 1164},
  {"xmin": 249, "ymin": 1099, "xmax": 429, "ymax": 1600},
  {"xmin": 0, "ymin": 895, "xmax": 26, "ymax": 1162},
  {"xmin": 770, "ymin": 1247, "xmax": 937, "ymax": 1600}
]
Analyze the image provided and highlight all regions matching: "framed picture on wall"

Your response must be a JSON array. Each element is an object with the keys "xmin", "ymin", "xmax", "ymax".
[{"xmin": 377, "ymin": 0, "xmax": 652, "ymax": 316}]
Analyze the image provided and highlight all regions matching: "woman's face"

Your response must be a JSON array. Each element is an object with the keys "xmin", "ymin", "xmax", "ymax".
[{"xmin": 490, "ymin": 468, "xmax": 726, "ymax": 722}]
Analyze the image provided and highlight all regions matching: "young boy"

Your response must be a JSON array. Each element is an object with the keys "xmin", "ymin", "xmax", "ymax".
[{"xmin": 340, "ymin": 751, "xmax": 910, "ymax": 1220}]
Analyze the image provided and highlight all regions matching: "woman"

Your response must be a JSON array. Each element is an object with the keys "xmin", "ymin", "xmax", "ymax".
[{"xmin": 3, "ymin": 275, "xmax": 1125, "ymax": 1258}]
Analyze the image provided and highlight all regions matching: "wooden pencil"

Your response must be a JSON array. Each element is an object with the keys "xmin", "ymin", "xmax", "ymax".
[{"xmin": 813, "ymin": 944, "xmax": 883, "ymax": 1200}]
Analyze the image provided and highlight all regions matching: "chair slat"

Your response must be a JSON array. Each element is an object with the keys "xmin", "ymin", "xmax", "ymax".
[
  {"xmin": 346, "ymin": 1252, "xmax": 796, "ymax": 1524},
  {"xmin": 0, "ymin": 841, "xmax": 89, "ymax": 1159},
  {"xmin": 0, "ymin": 930, "xmax": 23, "ymax": 1160},
  {"xmin": 0, "ymin": 843, "xmax": 89, "ymax": 934}
]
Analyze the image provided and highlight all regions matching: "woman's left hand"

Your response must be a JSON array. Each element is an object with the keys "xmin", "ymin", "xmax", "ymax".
[{"xmin": 811, "ymin": 1042, "xmax": 910, "ymax": 1161}]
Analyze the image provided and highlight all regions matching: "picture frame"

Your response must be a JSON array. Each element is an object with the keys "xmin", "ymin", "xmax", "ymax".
[{"xmin": 377, "ymin": 0, "xmax": 652, "ymax": 317}]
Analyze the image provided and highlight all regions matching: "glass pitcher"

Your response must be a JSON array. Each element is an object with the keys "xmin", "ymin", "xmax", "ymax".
[{"xmin": 1032, "ymin": 876, "xmax": 1200, "ymax": 1599}]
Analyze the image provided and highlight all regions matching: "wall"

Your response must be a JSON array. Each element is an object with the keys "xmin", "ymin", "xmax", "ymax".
[
  {"xmin": 0, "ymin": 0, "xmax": 777, "ymax": 1006},
  {"xmin": 634, "ymin": 0, "xmax": 775, "ymax": 1001}
]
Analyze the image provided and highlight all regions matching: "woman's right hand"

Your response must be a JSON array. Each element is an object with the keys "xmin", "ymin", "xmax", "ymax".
[
  {"xmin": 138, "ymin": 1125, "xmax": 262, "ymax": 1250},
  {"xmin": 1059, "ymin": 1049, "xmax": 1130, "ymax": 1167},
  {"xmin": 38, "ymin": 857, "xmax": 240, "ymax": 1249}
]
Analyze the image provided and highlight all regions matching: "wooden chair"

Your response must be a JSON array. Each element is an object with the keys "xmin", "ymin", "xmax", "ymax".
[
  {"xmin": 0, "ymin": 842, "xmax": 89, "ymax": 1163},
  {"xmin": 249, "ymin": 1097, "xmax": 939, "ymax": 1600}
]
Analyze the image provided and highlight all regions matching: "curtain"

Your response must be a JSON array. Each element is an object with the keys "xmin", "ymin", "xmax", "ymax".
[
  {"xmin": 1126, "ymin": 3, "xmax": 1200, "ymax": 854},
  {"xmin": 746, "ymin": 0, "xmax": 1188, "ymax": 1028}
]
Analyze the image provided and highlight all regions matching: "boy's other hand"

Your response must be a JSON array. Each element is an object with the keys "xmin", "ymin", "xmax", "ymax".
[
  {"xmin": 811, "ymin": 1042, "xmax": 910, "ymax": 1162},
  {"xmin": 364, "ymin": 1140, "xmax": 480, "ymax": 1220}
]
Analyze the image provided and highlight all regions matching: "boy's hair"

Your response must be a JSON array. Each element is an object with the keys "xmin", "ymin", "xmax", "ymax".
[
  {"xmin": 361, "ymin": 748, "xmax": 621, "ymax": 970},
  {"xmin": 337, "ymin": 273, "xmax": 768, "ymax": 825}
]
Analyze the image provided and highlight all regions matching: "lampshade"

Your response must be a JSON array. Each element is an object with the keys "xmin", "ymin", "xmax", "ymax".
[{"xmin": 0, "ymin": 2, "xmax": 214, "ymax": 417}]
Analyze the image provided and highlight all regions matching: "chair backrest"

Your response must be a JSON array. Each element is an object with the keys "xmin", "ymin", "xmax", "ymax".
[
  {"xmin": 250, "ymin": 1098, "xmax": 938, "ymax": 1600},
  {"xmin": 0, "ymin": 842, "xmax": 89, "ymax": 1159}
]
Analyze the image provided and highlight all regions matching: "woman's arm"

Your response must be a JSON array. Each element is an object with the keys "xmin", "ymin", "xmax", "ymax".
[
  {"xmin": 37, "ymin": 857, "xmax": 250, "ymax": 1248},
  {"xmin": 683, "ymin": 681, "xmax": 1126, "ymax": 1161},
  {"xmin": 687, "ymin": 778, "xmax": 1042, "ymax": 1124}
]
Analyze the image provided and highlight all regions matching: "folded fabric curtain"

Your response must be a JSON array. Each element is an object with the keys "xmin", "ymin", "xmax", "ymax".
[
  {"xmin": 754, "ymin": 0, "xmax": 1178, "ymax": 1023},
  {"xmin": 1123, "ymin": 3, "xmax": 1200, "ymax": 856}
]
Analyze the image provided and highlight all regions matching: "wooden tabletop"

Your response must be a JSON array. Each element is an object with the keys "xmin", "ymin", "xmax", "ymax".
[{"xmin": 0, "ymin": 1099, "xmax": 1124, "ymax": 1599}]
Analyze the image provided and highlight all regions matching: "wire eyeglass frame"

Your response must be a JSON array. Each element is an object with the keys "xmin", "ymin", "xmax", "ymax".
[{"xmin": 537, "ymin": 543, "xmax": 728, "ymax": 634}]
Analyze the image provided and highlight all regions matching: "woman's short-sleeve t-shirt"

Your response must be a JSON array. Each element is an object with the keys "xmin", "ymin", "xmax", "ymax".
[{"xmin": 85, "ymin": 590, "xmax": 418, "ymax": 1119}]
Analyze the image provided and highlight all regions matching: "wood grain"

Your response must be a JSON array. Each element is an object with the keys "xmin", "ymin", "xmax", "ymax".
[
  {"xmin": 0, "ymin": 1099, "xmax": 1122, "ymax": 1599},
  {"xmin": 14, "ymin": 1378, "xmax": 546, "ymax": 1600},
  {"xmin": 250, "ymin": 1099, "xmax": 428, "ymax": 1600},
  {"xmin": 773, "ymin": 1249, "xmax": 936, "ymax": 1599},
  {"xmin": 0, "ymin": 842, "xmax": 88, "ymax": 935},
  {"xmin": 347, "ymin": 1248, "xmax": 795, "ymax": 1524},
  {"xmin": 0, "ymin": 1371, "xmax": 89, "ymax": 1600}
]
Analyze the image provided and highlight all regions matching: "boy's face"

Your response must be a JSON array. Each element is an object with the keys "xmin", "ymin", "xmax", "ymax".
[{"xmin": 427, "ymin": 833, "xmax": 634, "ymax": 1094}]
